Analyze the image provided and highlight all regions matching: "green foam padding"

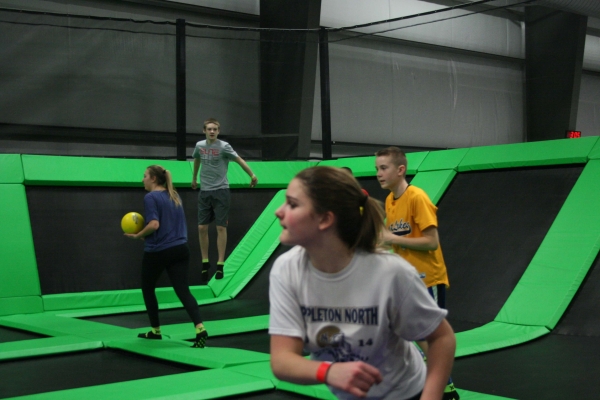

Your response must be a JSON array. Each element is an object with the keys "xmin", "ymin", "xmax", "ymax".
[
  {"xmin": 108, "ymin": 338, "xmax": 271, "ymax": 369},
  {"xmin": 22, "ymin": 155, "xmax": 193, "ymax": 186},
  {"xmin": 226, "ymin": 160, "xmax": 317, "ymax": 188},
  {"xmin": 0, "ymin": 313, "xmax": 132, "ymax": 340},
  {"xmin": 0, "ymin": 154, "xmax": 24, "ymax": 183},
  {"xmin": 457, "ymin": 136, "xmax": 599, "ymax": 171},
  {"xmin": 0, "ymin": 335, "xmax": 103, "ymax": 361},
  {"xmin": 17, "ymin": 369, "xmax": 274, "ymax": 400},
  {"xmin": 222, "ymin": 219, "xmax": 282, "ymax": 299},
  {"xmin": 229, "ymin": 361, "xmax": 337, "ymax": 400},
  {"xmin": 496, "ymin": 160, "xmax": 600, "ymax": 328},
  {"xmin": 458, "ymin": 390, "xmax": 516, "ymax": 400},
  {"xmin": 589, "ymin": 137, "xmax": 600, "ymax": 160},
  {"xmin": 42, "ymin": 286, "xmax": 214, "ymax": 312},
  {"xmin": 210, "ymin": 190, "xmax": 285, "ymax": 298},
  {"xmin": 166, "ymin": 315, "xmax": 269, "ymax": 341},
  {"xmin": 418, "ymin": 148, "xmax": 470, "ymax": 172},
  {"xmin": 410, "ymin": 170, "xmax": 457, "ymax": 205},
  {"xmin": 0, "ymin": 296, "xmax": 43, "ymax": 316},
  {"xmin": 0, "ymin": 184, "xmax": 41, "ymax": 298},
  {"xmin": 455, "ymin": 321, "xmax": 550, "ymax": 358},
  {"xmin": 319, "ymin": 152, "xmax": 426, "ymax": 176}
]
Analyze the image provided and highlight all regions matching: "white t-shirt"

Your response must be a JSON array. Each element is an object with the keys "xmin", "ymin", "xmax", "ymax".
[{"xmin": 269, "ymin": 247, "xmax": 448, "ymax": 400}]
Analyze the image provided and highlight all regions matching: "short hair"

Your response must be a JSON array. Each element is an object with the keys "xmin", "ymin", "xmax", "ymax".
[
  {"xmin": 294, "ymin": 166, "xmax": 384, "ymax": 252},
  {"xmin": 375, "ymin": 146, "xmax": 407, "ymax": 168},
  {"xmin": 203, "ymin": 118, "xmax": 220, "ymax": 130}
]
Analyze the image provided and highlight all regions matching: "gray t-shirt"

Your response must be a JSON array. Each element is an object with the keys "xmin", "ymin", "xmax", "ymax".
[
  {"xmin": 269, "ymin": 247, "xmax": 447, "ymax": 400},
  {"xmin": 192, "ymin": 139, "xmax": 238, "ymax": 191}
]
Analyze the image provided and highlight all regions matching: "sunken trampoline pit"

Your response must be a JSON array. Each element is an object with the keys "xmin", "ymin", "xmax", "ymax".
[{"xmin": 2, "ymin": 138, "xmax": 600, "ymax": 399}]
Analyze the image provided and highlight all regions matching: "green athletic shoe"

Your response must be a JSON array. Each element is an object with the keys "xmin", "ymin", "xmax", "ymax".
[{"xmin": 443, "ymin": 382, "xmax": 460, "ymax": 400}]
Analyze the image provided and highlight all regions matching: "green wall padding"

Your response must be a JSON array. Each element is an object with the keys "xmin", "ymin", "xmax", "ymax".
[
  {"xmin": 496, "ymin": 160, "xmax": 600, "ymax": 328},
  {"xmin": 457, "ymin": 137, "xmax": 599, "ymax": 172},
  {"xmin": 410, "ymin": 170, "xmax": 457, "ymax": 205},
  {"xmin": 0, "ymin": 184, "xmax": 40, "ymax": 298},
  {"xmin": 0, "ymin": 154, "xmax": 24, "ymax": 183},
  {"xmin": 455, "ymin": 321, "xmax": 550, "ymax": 358},
  {"xmin": 42, "ymin": 286, "xmax": 214, "ymax": 312},
  {"xmin": 227, "ymin": 160, "xmax": 316, "ymax": 188},
  {"xmin": 17, "ymin": 369, "xmax": 274, "ymax": 400},
  {"xmin": 210, "ymin": 190, "xmax": 285, "ymax": 298},
  {"xmin": 108, "ymin": 338, "xmax": 270, "ymax": 369},
  {"xmin": 318, "ymin": 152, "xmax": 427, "ymax": 176},
  {"xmin": 418, "ymin": 148, "xmax": 469, "ymax": 172},
  {"xmin": 22, "ymin": 155, "xmax": 192, "ymax": 186},
  {"xmin": 0, "ymin": 296, "xmax": 43, "ymax": 316},
  {"xmin": 589, "ymin": 137, "xmax": 600, "ymax": 160},
  {"xmin": 0, "ymin": 335, "xmax": 103, "ymax": 361}
]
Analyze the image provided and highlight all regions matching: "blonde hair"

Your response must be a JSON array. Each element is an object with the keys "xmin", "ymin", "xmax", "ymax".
[
  {"xmin": 294, "ymin": 166, "xmax": 385, "ymax": 252},
  {"xmin": 203, "ymin": 118, "xmax": 220, "ymax": 130},
  {"xmin": 146, "ymin": 165, "xmax": 181, "ymax": 207}
]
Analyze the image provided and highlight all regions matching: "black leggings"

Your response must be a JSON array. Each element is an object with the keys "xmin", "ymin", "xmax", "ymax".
[{"xmin": 141, "ymin": 244, "xmax": 202, "ymax": 327}]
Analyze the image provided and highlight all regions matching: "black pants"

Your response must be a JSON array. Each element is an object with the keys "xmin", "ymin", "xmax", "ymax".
[{"xmin": 141, "ymin": 243, "xmax": 202, "ymax": 327}]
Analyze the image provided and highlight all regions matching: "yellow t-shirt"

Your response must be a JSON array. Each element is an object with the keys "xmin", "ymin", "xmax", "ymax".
[{"xmin": 385, "ymin": 185, "xmax": 449, "ymax": 288}]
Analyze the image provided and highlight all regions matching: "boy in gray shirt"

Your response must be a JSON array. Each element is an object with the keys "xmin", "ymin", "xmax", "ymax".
[{"xmin": 191, "ymin": 118, "xmax": 258, "ymax": 282}]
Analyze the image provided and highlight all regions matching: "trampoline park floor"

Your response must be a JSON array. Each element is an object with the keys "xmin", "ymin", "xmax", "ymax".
[{"xmin": 3, "ymin": 151, "xmax": 600, "ymax": 399}]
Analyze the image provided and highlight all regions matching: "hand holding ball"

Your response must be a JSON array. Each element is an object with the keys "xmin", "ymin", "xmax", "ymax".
[{"xmin": 121, "ymin": 212, "xmax": 145, "ymax": 234}]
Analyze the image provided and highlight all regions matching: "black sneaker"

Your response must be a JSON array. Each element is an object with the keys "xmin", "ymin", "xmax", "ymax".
[
  {"xmin": 215, "ymin": 264, "xmax": 224, "ymax": 280},
  {"xmin": 200, "ymin": 263, "xmax": 210, "ymax": 284},
  {"xmin": 138, "ymin": 331, "xmax": 162, "ymax": 340},
  {"xmin": 191, "ymin": 329, "xmax": 208, "ymax": 348},
  {"xmin": 443, "ymin": 383, "xmax": 460, "ymax": 400}
]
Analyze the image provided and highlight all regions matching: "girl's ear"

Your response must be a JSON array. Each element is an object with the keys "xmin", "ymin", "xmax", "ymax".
[{"xmin": 318, "ymin": 211, "xmax": 336, "ymax": 231}]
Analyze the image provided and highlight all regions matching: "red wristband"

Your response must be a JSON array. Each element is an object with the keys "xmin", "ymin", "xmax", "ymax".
[{"xmin": 316, "ymin": 362, "xmax": 332, "ymax": 383}]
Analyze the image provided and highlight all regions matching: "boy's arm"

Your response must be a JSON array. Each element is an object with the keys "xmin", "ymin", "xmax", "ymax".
[
  {"xmin": 380, "ymin": 225, "xmax": 439, "ymax": 251},
  {"xmin": 191, "ymin": 158, "xmax": 201, "ymax": 189},
  {"xmin": 234, "ymin": 156, "xmax": 258, "ymax": 188}
]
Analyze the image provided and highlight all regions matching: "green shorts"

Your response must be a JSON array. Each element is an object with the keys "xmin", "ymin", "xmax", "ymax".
[{"xmin": 197, "ymin": 189, "xmax": 230, "ymax": 227}]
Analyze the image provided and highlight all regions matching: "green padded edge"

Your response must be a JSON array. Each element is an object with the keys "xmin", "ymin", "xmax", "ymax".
[
  {"xmin": 227, "ymin": 160, "xmax": 317, "ymax": 188},
  {"xmin": 166, "ymin": 315, "xmax": 269, "ymax": 341},
  {"xmin": 0, "ymin": 335, "xmax": 103, "ymax": 361},
  {"xmin": 0, "ymin": 296, "xmax": 43, "ymax": 316},
  {"xmin": 210, "ymin": 190, "xmax": 285, "ymax": 298},
  {"xmin": 42, "ymin": 286, "xmax": 214, "ymax": 312},
  {"xmin": 108, "ymin": 338, "xmax": 270, "ymax": 369},
  {"xmin": 410, "ymin": 170, "xmax": 457, "ymax": 205},
  {"xmin": 418, "ymin": 148, "xmax": 470, "ymax": 172},
  {"xmin": 458, "ymin": 390, "xmax": 517, "ymax": 400},
  {"xmin": 50, "ymin": 297, "xmax": 227, "ymax": 319},
  {"xmin": 0, "ymin": 313, "xmax": 132, "ymax": 341},
  {"xmin": 318, "ymin": 152, "xmax": 427, "ymax": 176},
  {"xmin": 22, "ymin": 155, "xmax": 192, "ymax": 186},
  {"xmin": 15, "ymin": 369, "xmax": 274, "ymax": 400},
  {"xmin": 457, "ymin": 137, "xmax": 599, "ymax": 172},
  {"xmin": 455, "ymin": 321, "xmax": 550, "ymax": 358},
  {"xmin": 589, "ymin": 137, "xmax": 600, "ymax": 160},
  {"xmin": 0, "ymin": 184, "xmax": 41, "ymax": 298},
  {"xmin": 224, "ymin": 219, "xmax": 282, "ymax": 299},
  {"xmin": 496, "ymin": 160, "xmax": 600, "ymax": 328},
  {"xmin": 229, "ymin": 361, "xmax": 337, "ymax": 400},
  {"xmin": 0, "ymin": 154, "xmax": 24, "ymax": 183}
]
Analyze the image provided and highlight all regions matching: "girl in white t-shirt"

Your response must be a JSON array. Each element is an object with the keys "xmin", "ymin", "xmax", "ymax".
[{"xmin": 269, "ymin": 166, "xmax": 456, "ymax": 400}]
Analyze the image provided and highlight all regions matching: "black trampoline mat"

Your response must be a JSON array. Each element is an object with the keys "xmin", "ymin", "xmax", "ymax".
[
  {"xmin": 0, "ymin": 348, "xmax": 201, "ymax": 398},
  {"xmin": 452, "ymin": 333, "xmax": 600, "ymax": 400},
  {"xmin": 0, "ymin": 326, "xmax": 47, "ymax": 343},
  {"xmin": 437, "ymin": 165, "xmax": 583, "ymax": 330},
  {"xmin": 198, "ymin": 330, "xmax": 271, "ymax": 354},
  {"xmin": 26, "ymin": 187, "xmax": 280, "ymax": 295},
  {"xmin": 221, "ymin": 389, "xmax": 317, "ymax": 399},
  {"xmin": 82, "ymin": 245, "xmax": 292, "ymax": 328}
]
